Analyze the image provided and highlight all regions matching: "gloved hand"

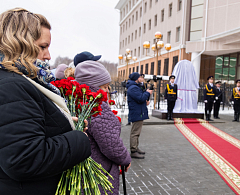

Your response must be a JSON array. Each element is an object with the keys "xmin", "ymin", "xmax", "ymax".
[
  {"xmin": 215, "ymin": 97, "xmax": 218, "ymax": 100},
  {"xmin": 232, "ymin": 101, "xmax": 234, "ymax": 105},
  {"xmin": 214, "ymin": 100, "xmax": 216, "ymax": 103},
  {"xmin": 204, "ymin": 100, "xmax": 208, "ymax": 103},
  {"xmin": 164, "ymin": 99, "xmax": 167, "ymax": 102},
  {"xmin": 220, "ymin": 102, "xmax": 223, "ymax": 105}
]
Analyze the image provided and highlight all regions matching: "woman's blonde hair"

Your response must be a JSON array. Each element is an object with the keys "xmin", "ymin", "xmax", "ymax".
[
  {"xmin": 64, "ymin": 67, "xmax": 75, "ymax": 79},
  {"xmin": 0, "ymin": 8, "xmax": 50, "ymax": 78}
]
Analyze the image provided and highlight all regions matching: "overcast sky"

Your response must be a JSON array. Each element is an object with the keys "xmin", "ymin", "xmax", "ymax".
[{"xmin": 0, "ymin": 0, "xmax": 120, "ymax": 65}]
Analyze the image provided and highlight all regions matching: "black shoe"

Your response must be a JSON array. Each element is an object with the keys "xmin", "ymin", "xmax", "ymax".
[
  {"xmin": 208, "ymin": 119, "xmax": 214, "ymax": 121},
  {"xmin": 126, "ymin": 122, "xmax": 131, "ymax": 126},
  {"xmin": 137, "ymin": 148, "xmax": 145, "ymax": 155},
  {"xmin": 216, "ymin": 117, "xmax": 220, "ymax": 119},
  {"xmin": 131, "ymin": 151, "xmax": 145, "ymax": 159}
]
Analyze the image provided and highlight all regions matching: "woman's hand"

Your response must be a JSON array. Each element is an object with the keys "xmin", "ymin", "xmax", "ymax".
[
  {"xmin": 71, "ymin": 117, "xmax": 88, "ymax": 136},
  {"xmin": 125, "ymin": 163, "xmax": 131, "ymax": 172}
]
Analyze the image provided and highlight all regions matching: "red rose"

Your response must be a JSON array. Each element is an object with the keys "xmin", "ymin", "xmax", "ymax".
[
  {"xmin": 108, "ymin": 100, "xmax": 115, "ymax": 105},
  {"xmin": 116, "ymin": 116, "xmax": 121, "ymax": 123},
  {"xmin": 112, "ymin": 110, "xmax": 118, "ymax": 115}
]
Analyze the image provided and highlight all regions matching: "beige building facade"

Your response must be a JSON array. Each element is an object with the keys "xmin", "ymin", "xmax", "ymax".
[
  {"xmin": 115, "ymin": 0, "xmax": 240, "ymax": 84},
  {"xmin": 115, "ymin": 0, "xmax": 192, "ymax": 80}
]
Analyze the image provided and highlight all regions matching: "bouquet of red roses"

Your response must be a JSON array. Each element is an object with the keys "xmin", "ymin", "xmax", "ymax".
[{"xmin": 51, "ymin": 77, "xmax": 113, "ymax": 195}]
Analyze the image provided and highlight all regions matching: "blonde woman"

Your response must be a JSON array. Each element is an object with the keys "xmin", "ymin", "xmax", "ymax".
[{"xmin": 0, "ymin": 8, "xmax": 91, "ymax": 195}]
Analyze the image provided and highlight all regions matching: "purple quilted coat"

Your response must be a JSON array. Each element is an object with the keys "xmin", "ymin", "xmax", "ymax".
[{"xmin": 87, "ymin": 86, "xmax": 131, "ymax": 195}]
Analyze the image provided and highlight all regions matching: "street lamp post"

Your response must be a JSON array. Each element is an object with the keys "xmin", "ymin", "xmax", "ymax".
[
  {"xmin": 118, "ymin": 49, "xmax": 137, "ymax": 80},
  {"xmin": 144, "ymin": 32, "xmax": 171, "ymax": 109}
]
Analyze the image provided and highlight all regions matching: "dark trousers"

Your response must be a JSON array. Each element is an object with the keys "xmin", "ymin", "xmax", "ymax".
[
  {"xmin": 214, "ymin": 101, "xmax": 220, "ymax": 117},
  {"xmin": 167, "ymin": 100, "xmax": 176, "ymax": 114},
  {"xmin": 234, "ymin": 103, "xmax": 240, "ymax": 114},
  {"xmin": 205, "ymin": 101, "xmax": 213, "ymax": 116}
]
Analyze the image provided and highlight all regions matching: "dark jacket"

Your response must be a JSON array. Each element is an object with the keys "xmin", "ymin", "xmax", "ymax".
[
  {"xmin": 215, "ymin": 87, "xmax": 222, "ymax": 102},
  {"xmin": 0, "ymin": 70, "xmax": 91, "ymax": 195},
  {"xmin": 126, "ymin": 80, "xmax": 150, "ymax": 122},
  {"xmin": 87, "ymin": 86, "xmax": 131, "ymax": 195},
  {"xmin": 204, "ymin": 83, "xmax": 216, "ymax": 102},
  {"xmin": 164, "ymin": 83, "xmax": 178, "ymax": 101}
]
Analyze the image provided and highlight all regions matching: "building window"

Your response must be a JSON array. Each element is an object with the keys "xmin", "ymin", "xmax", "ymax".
[
  {"xmin": 161, "ymin": 9, "xmax": 164, "ymax": 22},
  {"xmin": 176, "ymin": 27, "xmax": 180, "ymax": 42},
  {"xmin": 136, "ymin": 11, "xmax": 138, "ymax": 21},
  {"xmin": 120, "ymin": 11, "xmax": 122, "ymax": 20},
  {"xmin": 121, "ymin": 70, "xmax": 122, "ymax": 77},
  {"xmin": 144, "ymin": 23, "xmax": 146, "ymax": 33},
  {"xmin": 120, "ymin": 27, "xmax": 122, "ymax": 35},
  {"xmin": 123, "ymin": 70, "xmax": 125, "ymax": 78},
  {"xmin": 137, "ymin": 66, "xmax": 139, "ymax": 73},
  {"xmin": 215, "ymin": 55, "xmax": 237, "ymax": 82},
  {"xmin": 156, "ymin": 0, "xmax": 158, "ymax": 2},
  {"xmin": 128, "ymin": 35, "xmax": 130, "ymax": 44},
  {"xmin": 172, "ymin": 56, "xmax": 178, "ymax": 71},
  {"xmin": 167, "ymin": 31, "xmax": 171, "ymax": 43},
  {"xmin": 131, "ymin": 33, "xmax": 133, "ymax": 42},
  {"xmin": 169, "ymin": 3, "xmax": 172, "ymax": 17},
  {"xmin": 126, "ymin": 22, "xmax": 128, "ymax": 30},
  {"xmin": 150, "ymin": 62, "xmax": 154, "ymax": 75},
  {"xmin": 125, "ymin": 38, "xmax": 127, "ymax": 45},
  {"xmin": 132, "ymin": 15, "xmax": 134, "ymax": 24},
  {"xmin": 141, "ymin": 65, "xmax": 143, "ymax": 74},
  {"xmin": 149, "ymin": 19, "xmax": 151, "ymax": 30},
  {"xmin": 123, "ymin": 8, "xmax": 125, "ymax": 17},
  {"xmin": 129, "ymin": 19, "xmax": 131, "ymax": 27},
  {"xmin": 123, "ymin": 24, "xmax": 125, "ymax": 32},
  {"xmin": 133, "ymin": 67, "xmax": 135, "ymax": 72},
  {"xmin": 135, "ymin": 30, "xmax": 137, "ymax": 39},
  {"xmin": 129, "ymin": 68, "xmax": 131, "ymax": 75},
  {"xmin": 139, "ymin": 27, "xmax": 141, "ymax": 36},
  {"xmin": 134, "ymin": 48, "xmax": 136, "ymax": 56},
  {"xmin": 158, "ymin": 60, "xmax": 161, "ymax": 75},
  {"xmin": 123, "ymin": 40, "xmax": 124, "ymax": 47},
  {"xmin": 131, "ymin": 50, "xmax": 133, "ymax": 57},
  {"xmin": 129, "ymin": 1, "xmax": 131, "ymax": 10},
  {"xmin": 144, "ymin": 2, "xmax": 147, "ymax": 13},
  {"xmin": 145, "ymin": 63, "xmax": 149, "ymax": 74},
  {"xmin": 178, "ymin": 0, "xmax": 182, "ymax": 11},
  {"xmin": 140, "ymin": 7, "xmax": 142, "ymax": 17},
  {"xmin": 126, "ymin": 5, "xmax": 128, "ymax": 13},
  {"xmin": 150, "ymin": 0, "xmax": 152, "ymax": 8},
  {"xmin": 154, "ymin": 14, "xmax": 157, "ymax": 26},
  {"xmin": 164, "ymin": 58, "xmax": 169, "ymax": 76},
  {"xmin": 138, "ymin": 46, "xmax": 140, "ymax": 56}
]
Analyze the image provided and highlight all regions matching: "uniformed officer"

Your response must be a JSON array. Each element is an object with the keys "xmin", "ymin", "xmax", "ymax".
[
  {"xmin": 231, "ymin": 79, "xmax": 240, "ymax": 122},
  {"xmin": 204, "ymin": 76, "xmax": 216, "ymax": 121},
  {"xmin": 213, "ymin": 81, "xmax": 223, "ymax": 119},
  {"xmin": 165, "ymin": 75, "xmax": 177, "ymax": 120}
]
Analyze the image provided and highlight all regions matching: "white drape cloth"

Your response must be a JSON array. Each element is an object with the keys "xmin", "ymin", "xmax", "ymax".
[{"xmin": 172, "ymin": 60, "xmax": 200, "ymax": 113}]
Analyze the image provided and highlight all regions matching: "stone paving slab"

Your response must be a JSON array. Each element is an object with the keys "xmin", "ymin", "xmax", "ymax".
[{"xmin": 119, "ymin": 118, "xmax": 237, "ymax": 195}]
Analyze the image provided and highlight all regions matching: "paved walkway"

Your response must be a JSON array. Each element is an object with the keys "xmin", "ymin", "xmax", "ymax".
[{"xmin": 119, "ymin": 114, "xmax": 238, "ymax": 195}]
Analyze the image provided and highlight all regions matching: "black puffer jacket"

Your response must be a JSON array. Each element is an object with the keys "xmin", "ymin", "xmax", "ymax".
[{"xmin": 0, "ymin": 70, "xmax": 91, "ymax": 195}]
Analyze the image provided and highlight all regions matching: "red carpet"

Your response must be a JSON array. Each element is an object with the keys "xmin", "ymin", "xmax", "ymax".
[{"xmin": 174, "ymin": 118, "xmax": 240, "ymax": 194}]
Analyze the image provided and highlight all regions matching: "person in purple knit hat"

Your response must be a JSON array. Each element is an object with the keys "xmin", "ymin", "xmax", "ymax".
[{"xmin": 74, "ymin": 60, "xmax": 131, "ymax": 194}]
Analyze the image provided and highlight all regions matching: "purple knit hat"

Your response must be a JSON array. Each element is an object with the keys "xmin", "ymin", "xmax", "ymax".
[
  {"xmin": 74, "ymin": 60, "xmax": 111, "ymax": 87},
  {"xmin": 55, "ymin": 64, "xmax": 68, "ymax": 79}
]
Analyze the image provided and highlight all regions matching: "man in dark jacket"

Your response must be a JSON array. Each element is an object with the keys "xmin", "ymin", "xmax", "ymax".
[
  {"xmin": 164, "ymin": 75, "xmax": 178, "ymax": 120},
  {"xmin": 213, "ymin": 81, "xmax": 223, "ymax": 119},
  {"xmin": 127, "ymin": 72, "xmax": 153, "ymax": 159},
  {"xmin": 204, "ymin": 76, "xmax": 216, "ymax": 121}
]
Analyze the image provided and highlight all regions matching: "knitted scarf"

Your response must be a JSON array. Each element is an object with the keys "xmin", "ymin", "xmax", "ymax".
[{"xmin": 0, "ymin": 53, "xmax": 60, "ymax": 95}]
